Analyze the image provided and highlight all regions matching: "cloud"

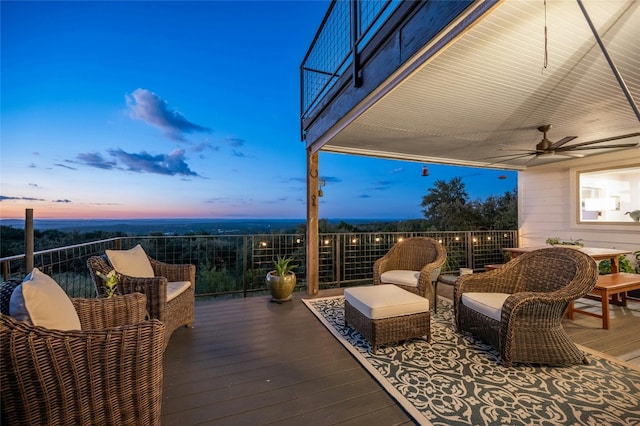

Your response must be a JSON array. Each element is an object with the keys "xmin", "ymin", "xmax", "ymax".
[
  {"xmin": 108, "ymin": 148, "xmax": 200, "ymax": 177},
  {"xmin": 193, "ymin": 140, "xmax": 216, "ymax": 153},
  {"xmin": 126, "ymin": 88, "xmax": 211, "ymax": 141},
  {"xmin": 75, "ymin": 153, "xmax": 117, "ymax": 170},
  {"xmin": 53, "ymin": 199, "xmax": 71, "ymax": 203},
  {"xmin": 323, "ymin": 176, "xmax": 342, "ymax": 183},
  {"xmin": 55, "ymin": 163, "xmax": 77, "ymax": 170},
  {"xmin": 372, "ymin": 180, "xmax": 393, "ymax": 191},
  {"xmin": 29, "ymin": 183, "xmax": 38, "ymax": 187},
  {"xmin": 0, "ymin": 195, "xmax": 46, "ymax": 201},
  {"xmin": 226, "ymin": 137, "xmax": 244, "ymax": 147},
  {"xmin": 359, "ymin": 194, "xmax": 372, "ymax": 198}
]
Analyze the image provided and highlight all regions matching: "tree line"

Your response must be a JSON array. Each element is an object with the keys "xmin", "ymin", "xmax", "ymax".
[{"xmin": 1, "ymin": 178, "xmax": 517, "ymax": 258}]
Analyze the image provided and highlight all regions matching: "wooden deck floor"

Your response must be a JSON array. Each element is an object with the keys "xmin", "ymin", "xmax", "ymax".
[{"xmin": 162, "ymin": 287, "xmax": 640, "ymax": 425}]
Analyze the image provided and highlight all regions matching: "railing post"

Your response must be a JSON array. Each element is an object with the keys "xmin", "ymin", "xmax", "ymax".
[
  {"xmin": 2, "ymin": 260, "xmax": 9, "ymax": 281},
  {"xmin": 243, "ymin": 236, "xmax": 248, "ymax": 298},
  {"xmin": 466, "ymin": 231, "xmax": 473, "ymax": 270},
  {"xmin": 336, "ymin": 233, "xmax": 342, "ymax": 287},
  {"xmin": 25, "ymin": 209, "xmax": 34, "ymax": 275}
]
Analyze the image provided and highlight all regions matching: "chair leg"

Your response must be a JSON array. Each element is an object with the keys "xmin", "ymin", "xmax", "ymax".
[{"xmin": 432, "ymin": 280, "xmax": 438, "ymax": 314}]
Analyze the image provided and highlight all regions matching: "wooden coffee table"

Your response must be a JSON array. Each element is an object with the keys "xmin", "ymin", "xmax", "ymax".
[{"xmin": 570, "ymin": 272, "xmax": 640, "ymax": 329}]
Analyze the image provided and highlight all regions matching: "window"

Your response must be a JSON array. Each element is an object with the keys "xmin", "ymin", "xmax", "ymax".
[{"xmin": 578, "ymin": 165, "xmax": 640, "ymax": 223}]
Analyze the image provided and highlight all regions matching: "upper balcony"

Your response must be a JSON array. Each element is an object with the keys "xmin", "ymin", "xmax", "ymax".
[{"xmin": 300, "ymin": 0, "xmax": 640, "ymax": 170}]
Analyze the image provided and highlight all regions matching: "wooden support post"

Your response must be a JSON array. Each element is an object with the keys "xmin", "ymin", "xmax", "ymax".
[
  {"xmin": 306, "ymin": 150, "xmax": 319, "ymax": 296},
  {"xmin": 25, "ymin": 208, "xmax": 34, "ymax": 274}
]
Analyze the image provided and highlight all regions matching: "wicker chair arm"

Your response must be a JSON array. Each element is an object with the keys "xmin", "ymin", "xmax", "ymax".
[
  {"xmin": 117, "ymin": 275, "xmax": 167, "ymax": 322},
  {"xmin": 372, "ymin": 257, "xmax": 390, "ymax": 285},
  {"xmin": 0, "ymin": 315, "xmax": 164, "ymax": 425},
  {"xmin": 149, "ymin": 258, "xmax": 195, "ymax": 284},
  {"xmin": 417, "ymin": 259, "xmax": 445, "ymax": 300},
  {"xmin": 72, "ymin": 293, "xmax": 148, "ymax": 329}
]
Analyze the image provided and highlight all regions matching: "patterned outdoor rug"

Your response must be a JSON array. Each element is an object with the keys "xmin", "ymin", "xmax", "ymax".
[{"xmin": 302, "ymin": 296, "xmax": 640, "ymax": 426}]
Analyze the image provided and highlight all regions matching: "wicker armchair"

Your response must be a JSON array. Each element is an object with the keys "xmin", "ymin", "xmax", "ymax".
[
  {"xmin": 373, "ymin": 237, "xmax": 446, "ymax": 309},
  {"xmin": 87, "ymin": 254, "xmax": 195, "ymax": 348},
  {"xmin": 1, "ymin": 292, "xmax": 164, "ymax": 426},
  {"xmin": 454, "ymin": 247, "xmax": 598, "ymax": 367}
]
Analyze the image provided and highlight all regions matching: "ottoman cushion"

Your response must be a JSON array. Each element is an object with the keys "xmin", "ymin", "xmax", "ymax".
[{"xmin": 344, "ymin": 284, "xmax": 429, "ymax": 319}]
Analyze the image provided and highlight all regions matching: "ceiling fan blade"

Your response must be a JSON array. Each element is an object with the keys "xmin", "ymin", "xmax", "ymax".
[
  {"xmin": 524, "ymin": 155, "xmax": 540, "ymax": 166},
  {"xmin": 554, "ymin": 151, "xmax": 585, "ymax": 158},
  {"xmin": 548, "ymin": 136, "xmax": 577, "ymax": 150},
  {"xmin": 560, "ymin": 132, "xmax": 640, "ymax": 149},
  {"xmin": 565, "ymin": 143, "xmax": 639, "ymax": 151},
  {"xmin": 497, "ymin": 148, "xmax": 542, "ymax": 153},
  {"xmin": 481, "ymin": 152, "xmax": 535, "ymax": 160}
]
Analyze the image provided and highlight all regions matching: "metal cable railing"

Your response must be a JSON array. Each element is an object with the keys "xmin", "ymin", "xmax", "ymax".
[{"xmin": 1, "ymin": 230, "xmax": 517, "ymax": 299}]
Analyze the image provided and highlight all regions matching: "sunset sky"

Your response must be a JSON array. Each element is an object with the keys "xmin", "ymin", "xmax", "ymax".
[{"xmin": 1, "ymin": 1, "xmax": 516, "ymax": 221}]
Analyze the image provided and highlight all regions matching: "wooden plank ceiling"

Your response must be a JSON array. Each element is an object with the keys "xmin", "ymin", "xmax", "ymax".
[{"xmin": 319, "ymin": 0, "xmax": 640, "ymax": 170}]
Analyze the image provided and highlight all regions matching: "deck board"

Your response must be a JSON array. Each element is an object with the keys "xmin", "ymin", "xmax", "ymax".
[{"xmin": 162, "ymin": 287, "xmax": 640, "ymax": 425}]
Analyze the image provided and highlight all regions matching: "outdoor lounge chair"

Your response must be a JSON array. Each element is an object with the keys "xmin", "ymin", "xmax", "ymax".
[
  {"xmin": 454, "ymin": 247, "xmax": 598, "ymax": 366},
  {"xmin": 373, "ymin": 237, "xmax": 446, "ymax": 310},
  {"xmin": 87, "ymin": 245, "xmax": 195, "ymax": 348},
  {"xmin": 1, "ymin": 290, "xmax": 164, "ymax": 425}
]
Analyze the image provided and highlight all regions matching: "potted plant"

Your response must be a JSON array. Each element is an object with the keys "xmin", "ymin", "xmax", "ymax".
[
  {"xmin": 266, "ymin": 255, "xmax": 297, "ymax": 303},
  {"xmin": 96, "ymin": 270, "xmax": 119, "ymax": 298},
  {"xmin": 545, "ymin": 237, "xmax": 584, "ymax": 248}
]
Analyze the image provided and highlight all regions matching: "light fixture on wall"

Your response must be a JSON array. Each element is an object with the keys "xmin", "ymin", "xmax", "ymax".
[
  {"xmin": 421, "ymin": 165, "xmax": 429, "ymax": 177},
  {"xmin": 318, "ymin": 179, "xmax": 326, "ymax": 197}
]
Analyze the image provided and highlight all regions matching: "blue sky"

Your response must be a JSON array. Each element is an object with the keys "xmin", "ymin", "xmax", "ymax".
[{"xmin": 1, "ymin": 1, "xmax": 516, "ymax": 220}]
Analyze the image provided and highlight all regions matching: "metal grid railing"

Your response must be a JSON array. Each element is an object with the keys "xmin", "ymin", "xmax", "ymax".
[
  {"xmin": 301, "ymin": 0, "xmax": 350, "ymax": 119},
  {"xmin": 1, "ymin": 230, "xmax": 517, "ymax": 298},
  {"xmin": 2, "ymin": 238, "xmax": 122, "ymax": 298},
  {"xmin": 300, "ymin": 0, "xmax": 400, "ymax": 120}
]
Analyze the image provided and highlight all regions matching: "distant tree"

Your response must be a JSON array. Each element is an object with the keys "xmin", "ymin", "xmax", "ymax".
[
  {"xmin": 295, "ymin": 218, "xmax": 335, "ymax": 236},
  {"xmin": 477, "ymin": 189, "xmax": 518, "ymax": 229},
  {"xmin": 420, "ymin": 177, "xmax": 517, "ymax": 230},
  {"xmin": 420, "ymin": 177, "xmax": 480, "ymax": 230}
]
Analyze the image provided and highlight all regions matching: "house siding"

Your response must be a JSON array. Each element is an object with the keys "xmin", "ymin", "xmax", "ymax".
[{"xmin": 518, "ymin": 150, "xmax": 640, "ymax": 266}]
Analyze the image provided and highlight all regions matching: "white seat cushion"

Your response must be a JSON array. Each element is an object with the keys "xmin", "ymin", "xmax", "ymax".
[
  {"xmin": 461, "ymin": 292, "xmax": 511, "ymax": 321},
  {"xmin": 9, "ymin": 268, "xmax": 81, "ymax": 330},
  {"xmin": 344, "ymin": 284, "xmax": 429, "ymax": 320},
  {"xmin": 167, "ymin": 281, "xmax": 191, "ymax": 302},
  {"xmin": 106, "ymin": 244, "xmax": 154, "ymax": 278},
  {"xmin": 380, "ymin": 270, "xmax": 419, "ymax": 288}
]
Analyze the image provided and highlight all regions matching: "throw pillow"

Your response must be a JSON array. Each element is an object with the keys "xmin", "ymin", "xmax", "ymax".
[
  {"xmin": 106, "ymin": 244, "xmax": 154, "ymax": 278},
  {"xmin": 9, "ymin": 268, "xmax": 81, "ymax": 330}
]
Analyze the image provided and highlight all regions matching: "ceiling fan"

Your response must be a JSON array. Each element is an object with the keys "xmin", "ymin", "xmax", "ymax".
[{"xmin": 486, "ymin": 124, "xmax": 640, "ymax": 165}]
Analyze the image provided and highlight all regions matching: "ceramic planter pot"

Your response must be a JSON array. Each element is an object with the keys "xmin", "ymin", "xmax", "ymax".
[{"xmin": 266, "ymin": 271, "xmax": 296, "ymax": 303}]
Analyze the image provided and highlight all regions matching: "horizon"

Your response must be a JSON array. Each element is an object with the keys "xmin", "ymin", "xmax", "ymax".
[{"xmin": 1, "ymin": 1, "xmax": 517, "ymax": 220}]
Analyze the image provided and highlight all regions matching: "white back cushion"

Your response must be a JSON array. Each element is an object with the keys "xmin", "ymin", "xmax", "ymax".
[
  {"xmin": 106, "ymin": 244, "xmax": 154, "ymax": 277},
  {"xmin": 9, "ymin": 268, "xmax": 81, "ymax": 330}
]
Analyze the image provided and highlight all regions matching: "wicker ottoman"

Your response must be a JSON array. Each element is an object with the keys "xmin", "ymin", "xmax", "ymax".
[{"xmin": 344, "ymin": 285, "xmax": 430, "ymax": 353}]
